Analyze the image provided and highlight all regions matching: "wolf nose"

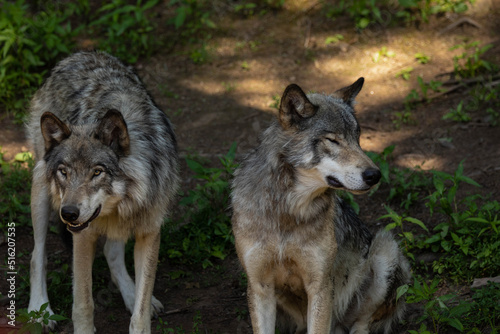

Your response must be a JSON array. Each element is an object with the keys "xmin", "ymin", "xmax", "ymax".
[
  {"xmin": 61, "ymin": 205, "xmax": 80, "ymax": 222},
  {"xmin": 362, "ymin": 168, "xmax": 381, "ymax": 186}
]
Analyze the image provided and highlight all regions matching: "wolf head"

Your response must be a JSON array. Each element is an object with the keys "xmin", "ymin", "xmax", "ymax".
[
  {"xmin": 40, "ymin": 110, "xmax": 129, "ymax": 233},
  {"xmin": 278, "ymin": 78, "xmax": 381, "ymax": 194}
]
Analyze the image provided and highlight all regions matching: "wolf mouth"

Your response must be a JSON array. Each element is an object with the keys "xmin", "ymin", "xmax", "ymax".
[
  {"xmin": 66, "ymin": 205, "xmax": 101, "ymax": 232},
  {"xmin": 326, "ymin": 176, "xmax": 343, "ymax": 188}
]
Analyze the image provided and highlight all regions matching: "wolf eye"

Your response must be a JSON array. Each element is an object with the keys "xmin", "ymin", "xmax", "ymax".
[
  {"xmin": 93, "ymin": 169, "xmax": 103, "ymax": 177},
  {"xmin": 58, "ymin": 168, "xmax": 67, "ymax": 177},
  {"xmin": 326, "ymin": 138, "xmax": 339, "ymax": 145}
]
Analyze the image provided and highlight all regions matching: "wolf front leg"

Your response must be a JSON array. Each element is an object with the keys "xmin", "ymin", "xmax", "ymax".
[
  {"xmin": 247, "ymin": 279, "xmax": 277, "ymax": 334},
  {"xmin": 72, "ymin": 230, "xmax": 99, "ymax": 334},
  {"xmin": 104, "ymin": 239, "xmax": 164, "ymax": 317},
  {"xmin": 129, "ymin": 230, "xmax": 161, "ymax": 334},
  {"xmin": 306, "ymin": 280, "xmax": 334, "ymax": 334},
  {"xmin": 28, "ymin": 176, "xmax": 56, "ymax": 329}
]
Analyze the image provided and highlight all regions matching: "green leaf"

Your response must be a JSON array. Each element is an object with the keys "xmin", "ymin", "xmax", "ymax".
[
  {"xmin": 398, "ymin": 0, "xmax": 419, "ymax": 7},
  {"xmin": 357, "ymin": 18, "xmax": 370, "ymax": 29},
  {"xmin": 432, "ymin": 177, "xmax": 445, "ymax": 194},
  {"xmin": 451, "ymin": 232, "xmax": 461, "ymax": 244},
  {"xmin": 186, "ymin": 158, "xmax": 205, "ymax": 175},
  {"xmin": 48, "ymin": 314, "xmax": 67, "ymax": 321},
  {"xmin": 14, "ymin": 151, "xmax": 32, "ymax": 162},
  {"xmin": 143, "ymin": 0, "xmax": 159, "ymax": 11},
  {"xmin": 174, "ymin": 6, "xmax": 187, "ymax": 29},
  {"xmin": 425, "ymin": 234, "xmax": 441, "ymax": 244},
  {"xmin": 40, "ymin": 302, "xmax": 49, "ymax": 313},
  {"xmin": 460, "ymin": 175, "xmax": 481, "ymax": 187},
  {"xmin": 396, "ymin": 284, "xmax": 407, "ymax": 301},
  {"xmin": 405, "ymin": 217, "xmax": 429, "ymax": 232},
  {"xmin": 403, "ymin": 231, "xmax": 414, "ymax": 242},
  {"xmin": 447, "ymin": 318, "xmax": 464, "ymax": 331},
  {"xmin": 385, "ymin": 222, "xmax": 398, "ymax": 231}
]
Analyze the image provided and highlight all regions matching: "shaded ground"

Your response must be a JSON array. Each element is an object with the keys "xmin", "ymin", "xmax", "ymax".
[{"xmin": 1, "ymin": 0, "xmax": 499, "ymax": 333}]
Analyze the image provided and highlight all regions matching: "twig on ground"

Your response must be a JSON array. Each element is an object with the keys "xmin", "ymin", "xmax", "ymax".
[
  {"xmin": 164, "ymin": 307, "xmax": 189, "ymax": 315},
  {"xmin": 438, "ymin": 17, "xmax": 483, "ymax": 35}
]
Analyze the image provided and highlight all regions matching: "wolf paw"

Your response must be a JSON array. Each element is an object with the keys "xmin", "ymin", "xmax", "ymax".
[{"xmin": 151, "ymin": 296, "xmax": 164, "ymax": 318}]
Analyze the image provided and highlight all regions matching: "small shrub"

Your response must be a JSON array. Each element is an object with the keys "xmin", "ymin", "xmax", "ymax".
[
  {"xmin": 17, "ymin": 303, "xmax": 67, "ymax": 334},
  {"xmin": 161, "ymin": 143, "xmax": 238, "ymax": 268},
  {"xmin": 0, "ymin": 150, "xmax": 33, "ymax": 227},
  {"xmin": 366, "ymin": 145, "xmax": 432, "ymax": 209},
  {"xmin": 0, "ymin": 0, "xmax": 80, "ymax": 121},
  {"xmin": 396, "ymin": 67, "xmax": 414, "ymax": 81},
  {"xmin": 451, "ymin": 42, "xmax": 497, "ymax": 79},
  {"xmin": 443, "ymin": 101, "xmax": 471, "ymax": 123},
  {"xmin": 89, "ymin": 0, "xmax": 160, "ymax": 64}
]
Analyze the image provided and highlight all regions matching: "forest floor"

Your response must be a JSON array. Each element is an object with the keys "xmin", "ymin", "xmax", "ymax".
[{"xmin": 0, "ymin": 0, "xmax": 499, "ymax": 333}]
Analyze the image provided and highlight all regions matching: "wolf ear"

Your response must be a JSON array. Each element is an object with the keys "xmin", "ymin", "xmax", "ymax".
[
  {"xmin": 334, "ymin": 77, "xmax": 364, "ymax": 106},
  {"xmin": 40, "ymin": 112, "xmax": 71, "ymax": 152},
  {"xmin": 96, "ymin": 109, "xmax": 130, "ymax": 157},
  {"xmin": 279, "ymin": 84, "xmax": 317, "ymax": 129}
]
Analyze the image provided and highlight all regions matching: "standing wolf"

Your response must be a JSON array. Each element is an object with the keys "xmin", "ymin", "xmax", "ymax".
[
  {"xmin": 231, "ymin": 78, "xmax": 411, "ymax": 334},
  {"xmin": 26, "ymin": 51, "xmax": 179, "ymax": 333}
]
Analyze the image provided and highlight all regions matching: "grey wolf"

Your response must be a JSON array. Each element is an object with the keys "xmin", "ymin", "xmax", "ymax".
[
  {"xmin": 231, "ymin": 78, "xmax": 411, "ymax": 333},
  {"xmin": 26, "ymin": 51, "xmax": 179, "ymax": 333}
]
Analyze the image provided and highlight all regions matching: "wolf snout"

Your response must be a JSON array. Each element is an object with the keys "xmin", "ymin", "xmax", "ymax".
[
  {"xmin": 61, "ymin": 205, "xmax": 80, "ymax": 222},
  {"xmin": 362, "ymin": 168, "xmax": 381, "ymax": 187}
]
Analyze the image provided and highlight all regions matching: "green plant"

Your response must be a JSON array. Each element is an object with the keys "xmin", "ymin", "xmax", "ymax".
[
  {"xmin": 367, "ymin": 145, "xmax": 432, "ymax": 208},
  {"xmin": 325, "ymin": 34, "xmax": 344, "ymax": 45},
  {"xmin": 169, "ymin": 0, "xmax": 216, "ymax": 44},
  {"xmin": 326, "ymin": 0, "xmax": 474, "ymax": 30},
  {"xmin": 406, "ymin": 277, "xmax": 472, "ymax": 332},
  {"xmin": 451, "ymin": 42, "xmax": 497, "ymax": 79},
  {"xmin": 372, "ymin": 46, "xmax": 395, "ymax": 63},
  {"xmin": 406, "ymin": 278, "xmax": 499, "ymax": 333},
  {"xmin": 465, "ymin": 282, "xmax": 500, "ymax": 331},
  {"xmin": 415, "ymin": 52, "xmax": 431, "ymax": 64},
  {"xmin": 156, "ymin": 316, "xmax": 186, "ymax": 334},
  {"xmin": 443, "ymin": 101, "xmax": 471, "ymax": 122},
  {"xmin": 404, "ymin": 89, "xmax": 421, "ymax": 111},
  {"xmin": 381, "ymin": 206, "xmax": 428, "ymax": 261},
  {"xmin": 466, "ymin": 83, "xmax": 500, "ymax": 126},
  {"xmin": 46, "ymin": 263, "xmax": 73, "ymax": 313},
  {"xmin": 403, "ymin": 76, "xmax": 443, "ymax": 111},
  {"xmin": 0, "ymin": 0, "xmax": 80, "ymax": 121},
  {"xmin": 326, "ymin": 0, "xmax": 384, "ymax": 29},
  {"xmin": 234, "ymin": 2, "xmax": 257, "ymax": 17},
  {"xmin": 396, "ymin": 67, "xmax": 414, "ymax": 81},
  {"xmin": 397, "ymin": 0, "xmax": 475, "ymax": 24},
  {"xmin": 234, "ymin": 0, "xmax": 284, "ymax": 17},
  {"xmin": 156, "ymin": 311, "xmax": 203, "ymax": 334},
  {"xmin": 89, "ymin": 0, "xmax": 160, "ymax": 64},
  {"xmin": 423, "ymin": 162, "xmax": 500, "ymax": 280},
  {"xmin": 16, "ymin": 303, "xmax": 67, "ymax": 334},
  {"xmin": 162, "ymin": 143, "xmax": 238, "ymax": 268},
  {"xmin": 189, "ymin": 43, "xmax": 211, "ymax": 64},
  {"xmin": 408, "ymin": 323, "xmax": 432, "ymax": 334},
  {"xmin": 393, "ymin": 110, "xmax": 415, "ymax": 128},
  {"xmin": 241, "ymin": 61, "xmax": 250, "ymax": 70},
  {"xmin": 270, "ymin": 94, "xmax": 281, "ymax": 110},
  {"xmin": 417, "ymin": 76, "xmax": 443, "ymax": 102},
  {"xmin": 0, "ymin": 151, "xmax": 33, "ymax": 227}
]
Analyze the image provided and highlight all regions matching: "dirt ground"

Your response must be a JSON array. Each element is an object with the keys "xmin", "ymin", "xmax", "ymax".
[{"xmin": 1, "ymin": 0, "xmax": 499, "ymax": 333}]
